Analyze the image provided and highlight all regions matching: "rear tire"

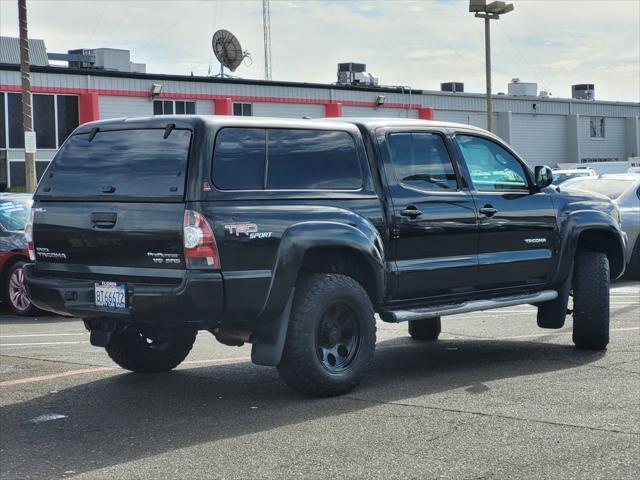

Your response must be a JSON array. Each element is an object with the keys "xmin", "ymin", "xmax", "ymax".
[
  {"xmin": 408, "ymin": 317, "xmax": 441, "ymax": 340},
  {"xmin": 277, "ymin": 273, "xmax": 376, "ymax": 397},
  {"xmin": 5, "ymin": 260, "xmax": 37, "ymax": 316},
  {"xmin": 572, "ymin": 252, "xmax": 610, "ymax": 350},
  {"xmin": 105, "ymin": 328, "xmax": 197, "ymax": 373}
]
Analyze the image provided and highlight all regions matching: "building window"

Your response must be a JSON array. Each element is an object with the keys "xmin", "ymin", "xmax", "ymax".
[
  {"xmin": 2, "ymin": 92, "xmax": 78, "ymax": 149},
  {"xmin": 590, "ymin": 117, "xmax": 605, "ymax": 138},
  {"xmin": 233, "ymin": 103, "xmax": 252, "ymax": 116},
  {"xmin": 153, "ymin": 100, "xmax": 195, "ymax": 115}
]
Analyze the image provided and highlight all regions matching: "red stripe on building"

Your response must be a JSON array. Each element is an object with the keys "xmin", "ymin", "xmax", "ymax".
[{"xmin": 0, "ymin": 84, "xmax": 432, "ymax": 113}]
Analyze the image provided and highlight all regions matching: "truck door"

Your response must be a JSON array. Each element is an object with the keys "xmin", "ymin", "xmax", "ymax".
[
  {"xmin": 380, "ymin": 130, "xmax": 478, "ymax": 300},
  {"xmin": 453, "ymin": 133, "xmax": 558, "ymax": 289}
]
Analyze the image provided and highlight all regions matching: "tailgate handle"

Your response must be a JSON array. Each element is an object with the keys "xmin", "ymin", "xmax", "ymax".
[{"xmin": 91, "ymin": 212, "xmax": 117, "ymax": 229}]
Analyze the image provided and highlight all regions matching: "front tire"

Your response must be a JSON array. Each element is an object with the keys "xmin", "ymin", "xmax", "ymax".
[
  {"xmin": 572, "ymin": 252, "xmax": 610, "ymax": 350},
  {"xmin": 277, "ymin": 273, "xmax": 376, "ymax": 397},
  {"xmin": 408, "ymin": 317, "xmax": 441, "ymax": 340},
  {"xmin": 105, "ymin": 328, "xmax": 197, "ymax": 373},
  {"xmin": 5, "ymin": 260, "xmax": 37, "ymax": 316}
]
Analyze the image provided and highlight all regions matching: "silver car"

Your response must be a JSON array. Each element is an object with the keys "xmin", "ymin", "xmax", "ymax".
[{"xmin": 562, "ymin": 173, "xmax": 640, "ymax": 278}]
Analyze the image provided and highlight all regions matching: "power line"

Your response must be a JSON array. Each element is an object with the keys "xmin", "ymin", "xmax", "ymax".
[{"xmin": 495, "ymin": 22, "xmax": 553, "ymax": 94}]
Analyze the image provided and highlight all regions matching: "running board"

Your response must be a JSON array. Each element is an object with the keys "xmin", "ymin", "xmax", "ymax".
[{"xmin": 380, "ymin": 290, "xmax": 558, "ymax": 323}]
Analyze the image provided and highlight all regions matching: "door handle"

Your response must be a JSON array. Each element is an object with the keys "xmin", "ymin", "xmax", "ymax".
[
  {"xmin": 91, "ymin": 212, "xmax": 117, "ymax": 229},
  {"xmin": 400, "ymin": 207, "xmax": 423, "ymax": 219},
  {"xmin": 479, "ymin": 205, "xmax": 498, "ymax": 217}
]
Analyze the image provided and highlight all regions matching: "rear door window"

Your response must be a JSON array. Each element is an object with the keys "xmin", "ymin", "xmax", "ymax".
[
  {"xmin": 37, "ymin": 128, "xmax": 191, "ymax": 201},
  {"xmin": 387, "ymin": 132, "xmax": 458, "ymax": 190}
]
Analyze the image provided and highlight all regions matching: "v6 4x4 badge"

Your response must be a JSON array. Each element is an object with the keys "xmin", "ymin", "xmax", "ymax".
[{"xmin": 224, "ymin": 223, "xmax": 273, "ymax": 239}]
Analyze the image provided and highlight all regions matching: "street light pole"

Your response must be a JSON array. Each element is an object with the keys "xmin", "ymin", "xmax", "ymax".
[
  {"xmin": 469, "ymin": 1, "xmax": 514, "ymax": 133},
  {"xmin": 484, "ymin": 15, "xmax": 492, "ymax": 132},
  {"xmin": 18, "ymin": 0, "xmax": 36, "ymax": 193}
]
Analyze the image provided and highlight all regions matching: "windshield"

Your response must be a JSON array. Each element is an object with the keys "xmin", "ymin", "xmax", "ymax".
[
  {"xmin": 564, "ymin": 178, "xmax": 635, "ymax": 199},
  {"xmin": 0, "ymin": 198, "xmax": 32, "ymax": 231},
  {"xmin": 552, "ymin": 171, "xmax": 591, "ymax": 185}
]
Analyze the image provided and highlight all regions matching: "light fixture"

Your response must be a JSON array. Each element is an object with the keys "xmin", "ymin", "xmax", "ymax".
[
  {"xmin": 375, "ymin": 95, "xmax": 386, "ymax": 107},
  {"xmin": 469, "ymin": 0, "xmax": 514, "ymax": 132},
  {"xmin": 150, "ymin": 83, "xmax": 163, "ymax": 98}
]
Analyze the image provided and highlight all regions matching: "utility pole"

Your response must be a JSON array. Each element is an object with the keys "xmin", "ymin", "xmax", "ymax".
[
  {"xmin": 469, "ymin": 1, "xmax": 514, "ymax": 133},
  {"xmin": 18, "ymin": 0, "xmax": 37, "ymax": 192},
  {"xmin": 262, "ymin": 0, "xmax": 272, "ymax": 80}
]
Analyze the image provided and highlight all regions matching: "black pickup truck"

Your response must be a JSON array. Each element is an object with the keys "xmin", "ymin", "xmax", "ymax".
[{"xmin": 24, "ymin": 116, "xmax": 626, "ymax": 397}]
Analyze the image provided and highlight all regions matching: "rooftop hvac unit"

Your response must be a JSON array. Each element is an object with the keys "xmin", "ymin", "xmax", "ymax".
[
  {"xmin": 508, "ymin": 78, "xmax": 537, "ymax": 96},
  {"xmin": 337, "ymin": 63, "xmax": 379, "ymax": 86},
  {"xmin": 572, "ymin": 84, "xmax": 595, "ymax": 100},
  {"xmin": 441, "ymin": 82, "xmax": 464, "ymax": 93}
]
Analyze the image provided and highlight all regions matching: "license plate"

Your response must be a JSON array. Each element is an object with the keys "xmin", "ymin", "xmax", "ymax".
[{"xmin": 94, "ymin": 281, "xmax": 126, "ymax": 310}]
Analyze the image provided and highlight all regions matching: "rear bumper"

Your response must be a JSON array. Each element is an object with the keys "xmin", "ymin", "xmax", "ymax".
[{"xmin": 23, "ymin": 264, "xmax": 224, "ymax": 327}]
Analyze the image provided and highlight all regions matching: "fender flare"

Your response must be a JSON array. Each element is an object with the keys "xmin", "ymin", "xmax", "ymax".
[
  {"xmin": 251, "ymin": 220, "xmax": 385, "ymax": 366},
  {"xmin": 555, "ymin": 210, "xmax": 626, "ymax": 281}
]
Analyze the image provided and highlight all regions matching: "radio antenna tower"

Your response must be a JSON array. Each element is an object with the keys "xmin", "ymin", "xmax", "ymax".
[{"xmin": 262, "ymin": 0, "xmax": 272, "ymax": 80}]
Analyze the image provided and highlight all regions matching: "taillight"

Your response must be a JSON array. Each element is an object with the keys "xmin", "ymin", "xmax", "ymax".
[
  {"xmin": 25, "ymin": 208, "xmax": 35, "ymax": 261},
  {"xmin": 183, "ymin": 210, "xmax": 220, "ymax": 269}
]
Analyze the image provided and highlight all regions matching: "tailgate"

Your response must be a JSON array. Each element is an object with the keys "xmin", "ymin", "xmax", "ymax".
[{"xmin": 33, "ymin": 202, "xmax": 186, "ymax": 272}]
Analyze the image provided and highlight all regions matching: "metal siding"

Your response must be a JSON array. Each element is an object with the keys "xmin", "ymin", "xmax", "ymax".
[
  {"xmin": 342, "ymin": 106, "xmax": 417, "ymax": 118},
  {"xmin": 98, "ymin": 95, "xmax": 152, "ymax": 119},
  {"xmin": 251, "ymin": 102, "xmax": 325, "ymax": 118},
  {"xmin": 0, "ymin": 37, "xmax": 49, "ymax": 66},
  {"xmin": 579, "ymin": 116, "xmax": 626, "ymax": 161},
  {"xmin": 510, "ymin": 114, "xmax": 567, "ymax": 167},
  {"xmin": 435, "ymin": 110, "xmax": 489, "ymax": 129}
]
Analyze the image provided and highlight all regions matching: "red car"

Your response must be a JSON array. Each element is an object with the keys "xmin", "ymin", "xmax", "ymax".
[{"xmin": 0, "ymin": 193, "xmax": 36, "ymax": 315}]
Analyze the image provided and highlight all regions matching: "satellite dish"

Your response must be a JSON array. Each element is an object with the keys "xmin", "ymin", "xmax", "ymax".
[{"xmin": 212, "ymin": 29, "xmax": 250, "ymax": 76}]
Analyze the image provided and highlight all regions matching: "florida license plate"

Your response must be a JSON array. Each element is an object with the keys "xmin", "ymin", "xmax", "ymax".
[{"xmin": 94, "ymin": 281, "xmax": 126, "ymax": 309}]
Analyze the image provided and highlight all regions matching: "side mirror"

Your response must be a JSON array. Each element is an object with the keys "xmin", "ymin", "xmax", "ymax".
[{"xmin": 534, "ymin": 166, "xmax": 553, "ymax": 189}]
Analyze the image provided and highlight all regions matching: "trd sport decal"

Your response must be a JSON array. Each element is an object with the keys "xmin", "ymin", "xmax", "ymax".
[{"xmin": 224, "ymin": 223, "xmax": 273, "ymax": 239}]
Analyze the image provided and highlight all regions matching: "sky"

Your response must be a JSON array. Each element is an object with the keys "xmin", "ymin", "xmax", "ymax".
[{"xmin": 1, "ymin": 0, "xmax": 639, "ymax": 102}]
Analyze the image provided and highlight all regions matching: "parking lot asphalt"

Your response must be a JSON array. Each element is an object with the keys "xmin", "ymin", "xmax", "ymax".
[{"xmin": 0, "ymin": 281, "xmax": 638, "ymax": 480}]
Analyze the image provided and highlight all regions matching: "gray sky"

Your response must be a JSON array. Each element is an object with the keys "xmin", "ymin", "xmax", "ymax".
[{"xmin": 1, "ymin": 0, "xmax": 639, "ymax": 102}]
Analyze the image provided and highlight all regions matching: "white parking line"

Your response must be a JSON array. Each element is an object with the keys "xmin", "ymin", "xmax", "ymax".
[
  {"xmin": 0, "ymin": 333, "xmax": 88, "ymax": 339},
  {"xmin": 0, "ymin": 341, "xmax": 87, "ymax": 347}
]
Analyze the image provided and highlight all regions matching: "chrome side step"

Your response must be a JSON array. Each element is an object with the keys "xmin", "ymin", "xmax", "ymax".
[{"xmin": 381, "ymin": 290, "xmax": 558, "ymax": 323}]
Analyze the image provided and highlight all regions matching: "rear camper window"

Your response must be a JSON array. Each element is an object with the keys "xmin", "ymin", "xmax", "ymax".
[
  {"xmin": 37, "ymin": 129, "xmax": 191, "ymax": 201},
  {"xmin": 212, "ymin": 127, "xmax": 362, "ymax": 191}
]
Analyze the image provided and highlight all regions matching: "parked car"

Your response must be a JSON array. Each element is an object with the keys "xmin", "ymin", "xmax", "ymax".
[
  {"xmin": 562, "ymin": 173, "xmax": 640, "ymax": 278},
  {"xmin": 0, "ymin": 193, "xmax": 36, "ymax": 315},
  {"xmin": 551, "ymin": 168, "xmax": 596, "ymax": 185},
  {"xmin": 24, "ymin": 116, "xmax": 626, "ymax": 397}
]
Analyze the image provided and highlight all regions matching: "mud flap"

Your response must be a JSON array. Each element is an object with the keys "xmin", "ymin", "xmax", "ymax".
[
  {"xmin": 251, "ymin": 290, "xmax": 294, "ymax": 366},
  {"xmin": 537, "ymin": 265, "xmax": 573, "ymax": 329}
]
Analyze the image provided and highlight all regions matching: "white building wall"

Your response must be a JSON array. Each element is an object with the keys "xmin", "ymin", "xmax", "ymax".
[
  {"xmin": 251, "ymin": 102, "xmax": 325, "ymax": 118},
  {"xmin": 510, "ymin": 114, "xmax": 567, "ymax": 167},
  {"xmin": 579, "ymin": 116, "xmax": 627, "ymax": 161},
  {"xmin": 98, "ymin": 95, "xmax": 152, "ymax": 119},
  {"xmin": 342, "ymin": 106, "xmax": 418, "ymax": 118},
  {"xmin": 435, "ymin": 110, "xmax": 489, "ymax": 129}
]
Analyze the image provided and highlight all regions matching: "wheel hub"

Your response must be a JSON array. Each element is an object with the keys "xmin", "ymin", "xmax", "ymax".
[{"xmin": 316, "ymin": 301, "xmax": 360, "ymax": 373}]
